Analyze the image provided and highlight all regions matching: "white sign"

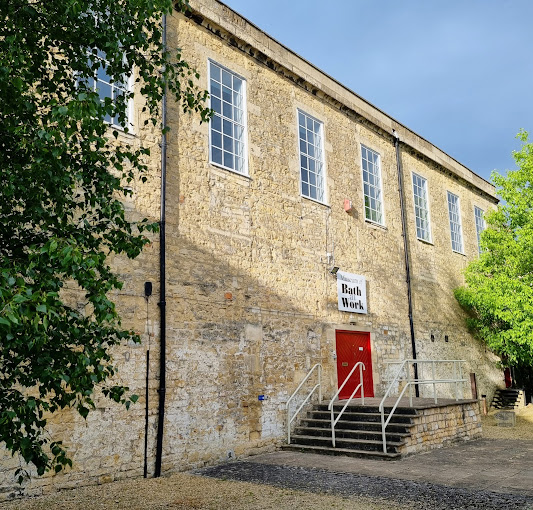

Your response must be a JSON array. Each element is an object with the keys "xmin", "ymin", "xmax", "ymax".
[{"xmin": 337, "ymin": 271, "xmax": 367, "ymax": 314}]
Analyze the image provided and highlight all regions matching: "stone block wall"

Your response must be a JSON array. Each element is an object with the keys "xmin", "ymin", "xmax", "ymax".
[{"xmin": 400, "ymin": 401, "xmax": 482, "ymax": 456}]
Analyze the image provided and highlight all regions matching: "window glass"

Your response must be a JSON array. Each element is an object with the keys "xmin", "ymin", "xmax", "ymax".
[
  {"xmin": 447, "ymin": 192, "xmax": 464, "ymax": 253},
  {"xmin": 361, "ymin": 146, "xmax": 384, "ymax": 225},
  {"xmin": 85, "ymin": 52, "xmax": 130, "ymax": 128},
  {"xmin": 412, "ymin": 173, "xmax": 431, "ymax": 242},
  {"xmin": 298, "ymin": 110, "xmax": 325, "ymax": 203},
  {"xmin": 209, "ymin": 61, "xmax": 247, "ymax": 174},
  {"xmin": 474, "ymin": 206, "xmax": 486, "ymax": 255}
]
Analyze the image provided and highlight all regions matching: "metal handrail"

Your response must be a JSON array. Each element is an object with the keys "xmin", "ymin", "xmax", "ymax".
[
  {"xmin": 379, "ymin": 359, "xmax": 467, "ymax": 453},
  {"xmin": 286, "ymin": 363, "xmax": 322, "ymax": 444},
  {"xmin": 328, "ymin": 362, "xmax": 365, "ymax": 448}
]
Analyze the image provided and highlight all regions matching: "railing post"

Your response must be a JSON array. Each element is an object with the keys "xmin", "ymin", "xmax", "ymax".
[
  {"xmin": 432, "ymin": 360, "xmax": 437, "ymax": 404},
  {"xmin": 453, "ymin": 361, "xmax": 458, "ymax": 401},
  {"xmin": 408, "ymin": 363, "xmax": 413, "ymax": 407},
  {"xmin": 381, "ymin": 406, "xmax": 387, "ymax": 453},
  {"xmin": 361, "ymin": 364, "xmax": 365, "ymax": 405},
  {"xmin": 459, "ymin": 362, "xmax": 463, "ymax": 400},
  {"xmin": 287, "ymin": 405, "xmax": 291, "ymax": 444},
  {"xmin": 319, "ymin": 364, "xmax": 322, "ymax": 403},
  {"xmin": 331, "ymin": 405, "xmax": 336, "ymax": 448}
]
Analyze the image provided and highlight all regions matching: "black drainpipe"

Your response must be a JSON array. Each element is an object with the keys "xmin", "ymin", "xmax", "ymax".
[
  {"xmin": 393, "ymin": 130, "xmax": 419, "ymax": 397},
  {"xmin": 154, "ymin": 12, "xmax": 168, "ymax": 478}
]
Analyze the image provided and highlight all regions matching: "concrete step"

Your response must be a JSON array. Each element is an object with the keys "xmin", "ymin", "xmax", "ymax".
[
  {"xmin": 492, "ymin": 389, "xmax": 525, "ymax": 409},
  {"xmin": 282, "ymin": 443, "xmax": 401, "ymax": 460},
  {"xmin": 294, "ymin": 426, "xmax": 410, "ymax": 443},
  {"xmin": 310, "ymin": 410, "xmax": 415, "ymax": 424},
  {"xmin": 301, "ymin": 418, "xmax": 413, "ymax": 433},
  {"xmin": 315, "ymin": 404, "xmax": 418, "ymax": 415},
  {"xmin": 290, "ymin": 434, "xmax": 404, "ymax": 453}
]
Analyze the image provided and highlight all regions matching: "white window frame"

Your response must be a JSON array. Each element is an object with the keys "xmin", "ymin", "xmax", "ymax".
[
  {"xmin": 85, "ymin": 49, "xmax": 134, "ymax": 131},
  {"xmin": 447, "ymin": 191, "xmax": 464, "ymax": 254},
  {"xmin": 474, "ymin": 206, "xmax": 486, "ymax": 255},
  {"xmin": 411, "ymin": 172, "xmax": 432, "ymax": 243},
  {"xmin": 361, "ymin": 145, "xmax": 385, "ymax": 226},
  {"xmin": 208, "ymin": 60, "xmax": 248, "ymax": 176},
  {"xmin": 297, "ymin": 109, "xmax": 327, "ymax": 204}
]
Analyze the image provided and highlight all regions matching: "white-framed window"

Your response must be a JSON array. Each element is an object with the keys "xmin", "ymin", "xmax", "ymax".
[
  {"xmin": 85, "ymin": 49, "xmax": 132, "ymax": 129},
  {"xmin": 412, "ymin": 173, "xmax": 431, "ymax": 242},
  {"xmin": 447, "ymin": 191, "xmax": 464, "ymax": 253},
  {"xmin": 298, "ymin": 110, "xmax": 325, "ymax": 203},
  {"xmin": 208, "ymin": 60, "xmax": 247, "ymax": 174},
  {"xmin": 474, "ymin": 206, "xmax": 486, "ymax": 255},
  {"xmin": 361, "ymin": 145, "xmax": 384, "ymax": 225}
]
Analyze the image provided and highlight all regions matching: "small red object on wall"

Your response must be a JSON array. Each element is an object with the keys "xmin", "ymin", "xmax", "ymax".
[{"xmin": 344, "ymin": 199, "xmax": 352, "ymax": 212}]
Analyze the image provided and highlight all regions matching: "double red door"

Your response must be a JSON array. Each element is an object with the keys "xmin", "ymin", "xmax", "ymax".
[{"xmin": 335, "ymin": 330, "xmax": 374, "ymax": 399}]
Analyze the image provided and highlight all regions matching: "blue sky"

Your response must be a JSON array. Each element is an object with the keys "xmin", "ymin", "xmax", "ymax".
[{"xmin": 222, "ymin": 0, "xmax": 533, "ymax": 183}]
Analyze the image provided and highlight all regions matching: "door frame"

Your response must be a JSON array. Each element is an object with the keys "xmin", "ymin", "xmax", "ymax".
[{"xmin": 325, "ymin": 324, "xmax": 379, "ymax": 395}]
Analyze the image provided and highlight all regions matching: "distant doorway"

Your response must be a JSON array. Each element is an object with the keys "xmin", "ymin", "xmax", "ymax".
[{"xmin": 335, "ymin": 330, "xmax": 374, "ymax": 399}]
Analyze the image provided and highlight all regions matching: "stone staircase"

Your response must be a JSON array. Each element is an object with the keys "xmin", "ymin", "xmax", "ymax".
[
  {"xmin": 491, "ymin": 388, "xmax": 525, "ymax": 409},
  {"xmin": 283, "ymin": 403, "xmax": 418, "ymax": 460}
]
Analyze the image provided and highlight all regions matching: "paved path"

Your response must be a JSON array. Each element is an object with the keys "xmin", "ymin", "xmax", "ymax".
[{"xmin": 197, "ymin": 439, "xmax": 533, "ymax": 509}]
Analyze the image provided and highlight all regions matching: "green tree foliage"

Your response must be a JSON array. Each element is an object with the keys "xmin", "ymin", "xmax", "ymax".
[
  {"xmin": 455, "ymin": 131, "xmax": 533, "ymax": 368},
  {"xmin": 0, "ymin": 0, "xmax": 209, "ymax": 480}
]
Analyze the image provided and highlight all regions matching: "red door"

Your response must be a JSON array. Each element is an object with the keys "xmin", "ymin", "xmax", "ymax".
[{"xmin": 335, "ymin": 330, "xmax": 374, "ymax": 399}]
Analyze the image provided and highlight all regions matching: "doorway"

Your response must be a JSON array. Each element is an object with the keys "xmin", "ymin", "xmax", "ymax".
[{"xmin": 335, "ymin": 330, "xmax": 374, "ymax": 399}]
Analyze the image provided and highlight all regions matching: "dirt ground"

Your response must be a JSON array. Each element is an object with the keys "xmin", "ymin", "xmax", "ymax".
[
  {"xmin": 481, "ymin": 403, "xmax": 533, "ymax": 440},
  {"xmin": 2, "ymin": 404, "xmax": 532, "ymax": 510},
  {"xmin": 1, "ymin": 472, "xmax": 407, "ymax": 510}
]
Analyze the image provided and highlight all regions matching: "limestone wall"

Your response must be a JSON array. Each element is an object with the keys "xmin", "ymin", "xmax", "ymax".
[{"xmin": 401, "ymin": 402, "xmax": 483, "ymax": 455}]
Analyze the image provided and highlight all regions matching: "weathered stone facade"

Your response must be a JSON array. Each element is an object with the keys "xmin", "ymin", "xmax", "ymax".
[{"xmin": 0, "ymin": 0, "xmax": 503, "ymax": 499}]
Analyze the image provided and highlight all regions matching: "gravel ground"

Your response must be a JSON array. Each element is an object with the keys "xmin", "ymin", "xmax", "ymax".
[
  {"xmin": 197, "ymin": 461, "xmax": 533, "ymax": 510},
  {"xmin": 2, "ymin": 405, "xmax": 532, "ymax": 510}
]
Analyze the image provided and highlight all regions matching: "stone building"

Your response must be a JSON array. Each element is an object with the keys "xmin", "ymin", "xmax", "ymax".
[{"xmin": 0, "ymin": 0, "xmax": 503, "ymax": 498}]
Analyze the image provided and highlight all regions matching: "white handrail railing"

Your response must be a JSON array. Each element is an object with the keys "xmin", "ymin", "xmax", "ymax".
[
  {"xmin": 328, "ymin": 362, "xmax": 365, "ymax": 448},
  {"xmin": 379, "ymin": 359, "xmax": 467, "ymax": 453},
  {"xmin": 286, "ymin": 363, "xmax": 322, "ymax": 444}
]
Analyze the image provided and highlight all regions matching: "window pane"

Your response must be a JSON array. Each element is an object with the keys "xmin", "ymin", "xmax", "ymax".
[
  {"xmin": 222, "ymin": 70, "xmax": 232, "ymax": 87},
  {"xmin": 224, "ymin": 151, "xmax": 234, "ymax": 168},
  {"xmin": 222, "ymin": 85, "xmax": 232, "ymax": 103},
  {"xmin": 210, "ymin": 80, "xmax": 221, "ymax": 98},
  {"xmin": 223, "ymin": 119, "xmax": 232, "ymax": 136},
  {"xmin": 210, "ymin": 63, "xmax": 221, "ymax": 82},
  {"xmin": 211, "ymin": 97, "xmax": 221, "ymax": 113},
  {"xmin": 97, "ymin": 82, "xmax": 112, "ymax": 103},
  {"xmin": 211, "ymin": 130, "xmax": 222, "ymax": 148},
  {"xmin": 223, "ymin": 135, "xmax": 233, "ymax": 152},
  {"xmin": 222, "ymin": 101, "xmax": 232, "ymax": 119},
  {"xmin": 97, "ymin": 64, "xmax": 111, "ymax": 84},
  {"xmin": 212, "ymin": 147, "xmax": 222, "ymax": 164},
  {"xmin": 211, "ymin": 114, "xmax": 221, "ymax": 132}
]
